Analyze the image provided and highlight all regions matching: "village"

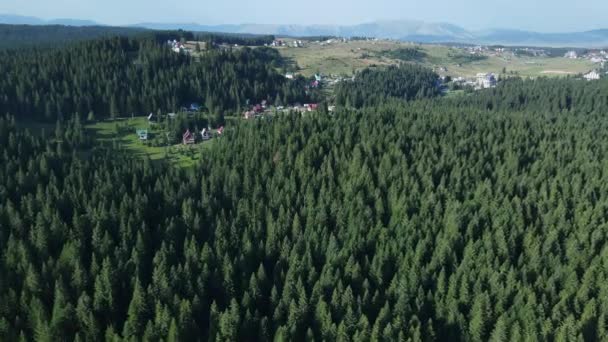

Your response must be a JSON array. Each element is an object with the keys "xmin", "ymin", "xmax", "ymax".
[{"xmin": 147, "ymin": 36, "xmax": 608, "ymax": 154}]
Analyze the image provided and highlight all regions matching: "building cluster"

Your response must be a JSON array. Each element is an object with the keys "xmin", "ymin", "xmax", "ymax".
[
  {"xmin": 167, "ymin": 40, "xmax": 192, "ymax": 54},
  {"xmin": 584, "ymin": 50, "xmax": 607, "ymax": 65},
  {"xmin": 476, "ymin": 73, "xmax": 497, "ymax": 89},
  {"xmin": 242, "ymin": 101, "xmax": 320, "ymax": 119},
  {"xmin": 182, "ymin": 127, "xmax": 224, "ymax": 145},
  {"xmin": 566, "ymin": 50, "xmax": 607, "ymax": 65},
  {"xmin": 266, "ymin": 39, "xmax": 305, "ymax": 48},
  {"xmin": 584, "ymin": 70, "xmax": 601, "ymax": 81},
  {"xmin": 450, "ymin": 73, "xmax": 498, "ymax": 90},
  {"xmin": 268, "ymin": 40, "xmax": 287, "ymax": 47},
  {"xmin": 319, "ymin": 38, "xmax": 350, "ymax": 46}
]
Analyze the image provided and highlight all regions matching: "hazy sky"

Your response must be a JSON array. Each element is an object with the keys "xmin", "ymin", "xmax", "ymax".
[{"xmin": 1, "ymin": 0, "xmax": 606, "ymax": 32}]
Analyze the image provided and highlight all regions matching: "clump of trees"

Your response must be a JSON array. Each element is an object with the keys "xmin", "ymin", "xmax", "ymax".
[
  {"xmin": 334, "ymin": 64, "xmax": 440, "ymax": 107},
  {"xmin": 381, "ymin": 47, "xmax": 428, "ymax": 62}
]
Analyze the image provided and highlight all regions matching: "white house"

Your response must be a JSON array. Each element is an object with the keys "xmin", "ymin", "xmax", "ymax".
[
  {"xmin": 584, "ymin": 70, "xmax": 601, "ymax": 81},
  {"xmin": 476, "ymin": 73, "xmax": 497, "ymax": 88},
  {"xmin": 565, "ymin": 51, "xmax": 578, "ymax": 59}
]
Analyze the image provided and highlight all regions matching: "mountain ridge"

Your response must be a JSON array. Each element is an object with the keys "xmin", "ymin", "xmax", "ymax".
[{"xmin": 1, "ymin": 14, "xmax": 607, "ymax": 47}]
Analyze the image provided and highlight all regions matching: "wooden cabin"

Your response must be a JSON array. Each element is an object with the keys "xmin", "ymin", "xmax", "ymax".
[{"xmin": 183, "ymin": 130, "xmax": 195, "ymax": 145}]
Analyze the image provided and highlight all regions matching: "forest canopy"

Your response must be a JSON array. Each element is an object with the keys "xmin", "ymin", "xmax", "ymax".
[
  {"xmin": 0, "ymin": 36, "xmax": 309, "ymax": 121},
  {"xmin": 2, "ymin": 28, "xmax": 608, "ymax": 341}
]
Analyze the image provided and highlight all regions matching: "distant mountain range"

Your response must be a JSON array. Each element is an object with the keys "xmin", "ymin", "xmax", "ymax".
[
  {"xmin": 0, "ymin": 14, "xmax": 99, "ymax": 27},
  {"xmin": 1, "ymin": 14, "xmax": 607, "ymax": 48}
]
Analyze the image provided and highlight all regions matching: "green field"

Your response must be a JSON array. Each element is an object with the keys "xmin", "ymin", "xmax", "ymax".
[
  {"xmin": 277, "ymin": 39, "xmax": 596, "ymax": 78},
  {"xmin": 87, "ymin": 117, "xmax": 215, "ymax": 168}
]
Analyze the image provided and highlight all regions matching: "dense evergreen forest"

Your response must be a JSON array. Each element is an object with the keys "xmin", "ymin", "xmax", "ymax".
[
  {"xmin": 334, "ymin": 65, "xmax": 440, "ymax": 108},
  {"xmin": 3, "ymin": 28, "xmax": 608, "ymax": 341},
  {"xmin": 0, "ymin": 24, "xmax": 146, "ymax": 49},
  {"xmin": 0, "ymin": 36, "xmax": 308, "ymax": 122},
  {"xmin": 195, "ymin": 33, "xmax": 275, "ymax": 46}
]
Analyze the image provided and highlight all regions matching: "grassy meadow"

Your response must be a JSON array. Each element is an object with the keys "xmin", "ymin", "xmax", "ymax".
[
  {"xmin": 277, "ymin": 39, "xmax": 596, "ymax": 78},
  {"xmin": 87, "ymin": 117, "xmax": 215, "ymax": 168}
]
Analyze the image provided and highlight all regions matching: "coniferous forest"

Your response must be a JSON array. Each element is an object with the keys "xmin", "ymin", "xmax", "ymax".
[
  {"xmin": 2, "ymin": 27, "xmax": 608, "ymax": 341},
  {"xmin": 0, "ymin": 35, "xmax": 307, "ymax": 122}
]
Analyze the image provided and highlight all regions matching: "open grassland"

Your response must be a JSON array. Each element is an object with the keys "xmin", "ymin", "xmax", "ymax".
[
  {"xmin": 87, "ymin": 117, "xmax": 214, "ymax": 168},
  {"xmin": 18, "ymin": 117, "xmax": 216, "ymax": 168},
  {"xmin": 277, "ymin": 39, "xmax": 596, "ymax": 78}
]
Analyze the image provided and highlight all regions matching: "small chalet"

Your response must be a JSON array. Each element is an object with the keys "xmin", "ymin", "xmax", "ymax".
[
  {"xmin": 136, "ymin": 129, "xmax": 148, "ymax": 141},
  {"xmin": 183, "ymin": 130, "xmax": 195, "ymax": 145}
]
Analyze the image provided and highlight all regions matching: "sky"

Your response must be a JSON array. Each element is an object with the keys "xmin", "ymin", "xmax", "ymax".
[{"xmin": 1, "ymin": 0, "xmax": 607, "ymax": 32}]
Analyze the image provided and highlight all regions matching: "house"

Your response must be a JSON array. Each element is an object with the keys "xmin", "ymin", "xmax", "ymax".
[
  {"xmin": 584, "ymin": 70, "xmax": 601, "ymax": 81},
  {"xmin": 190, "ymin": 103, "xmax": 201, "ymax": 111},
  {"xmin": 261, "ymin": 100, "xmax": 268, "ymax": 109},
  {"xmin": 328, "ymin": 105, "xmax": 336, "ymax": 112},
  {"xmin": 476, "ymin": 73, "xmax": 497, "ymax": 88},
  {"xmin": 285, "ymin": 73, "xmax": 294, "ymax": 79},
  {"xmin": 565, "ymin": 51, "xmax": 578, "ymax": 59},
  {"xmin": 303, "ymin": 103, "xmax": 319, "ymax": 112},
  {"xmin": 183, "ymin": 130, "xmax": 195, "ymax": 144},
  {"xmin": 217, "ymin": 126, "xmax": 224, "ymax": 135},
  {"xmin": 591, "ymin": 57, "xmax": 605, "ymax": 63},
  {"xmin": 168, "ymin": 113, "xmax": 177, "ymax": 120},
  {"xmin": 254, "ymin": 104, "xmax": 264, "ymax": 113},
  {"xmin": 200, "ymin": 128, "xmax": 210, "ymax": 141},
  {"xmin": 244, "ymin": 110, "xmax": 255, "ymax": 119},
  {"xmin": 136, "ymin": 129, "xmax": 148, "ymax": 141}
]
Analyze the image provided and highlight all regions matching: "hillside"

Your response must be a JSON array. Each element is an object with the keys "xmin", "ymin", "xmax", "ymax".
[
  {"xmin": 276, "ymin": 39, "xmax": 596, "ymax": 78},
  {"xmin": 3, "ymin": 76, "xmax": 608, "ymax": 340}
]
